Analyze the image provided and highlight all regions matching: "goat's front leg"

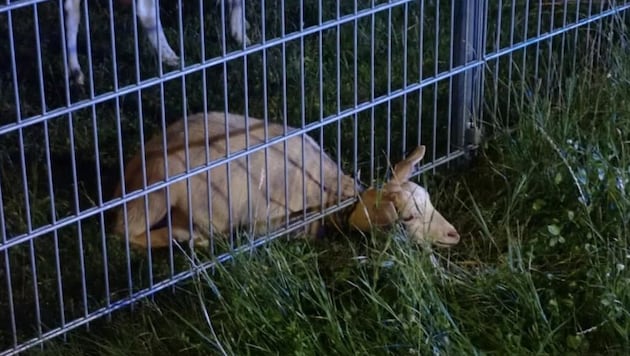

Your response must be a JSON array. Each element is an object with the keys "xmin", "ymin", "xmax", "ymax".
[
  {"xmin": 63, "ymin": 0, "xmax": 85, "ymax": 85},
  {"xmin": 136, "ymin": 0, "xmax": 180, "ymax": 66},
  {"xmin": 125, "ymin": 208, "xmax": 209, "ymax": 250},
  {"xmin": 227, "ymin": 0, "xmax": 251, "ymax": 46}
]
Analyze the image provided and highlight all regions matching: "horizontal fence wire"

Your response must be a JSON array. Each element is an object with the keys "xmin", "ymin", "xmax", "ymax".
[{"xmin": 1, "ymin": 0, "xmax": 629, "ymax": 354}]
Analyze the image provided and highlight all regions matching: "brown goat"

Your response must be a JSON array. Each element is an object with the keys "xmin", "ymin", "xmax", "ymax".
[{"xmin": 110, "ymin": 111, "xmax": 460, "ymax": 249}]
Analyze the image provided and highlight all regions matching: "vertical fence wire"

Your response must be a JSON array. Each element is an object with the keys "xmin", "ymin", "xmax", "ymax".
[
  {"xmin": 0, "ymin": 150, "xmax": 16, "ymax": 349},
  {"xmin": 353, "ymin": 0, "xmax": 359, "ymax": 187},
  {"xmin": 369, "ymin": 0, "xmax": 375, "ymax": 184},
  {"xmin": 262, "ymin": 0, "xmax": 272, "ymax": 238},
  {"xmin": 417, "ymin": 0, "xmax": 425, "ymax": 150},
  {"xmin": 431, "ymin": 1, "xmax": 439, "ymax": 169}
]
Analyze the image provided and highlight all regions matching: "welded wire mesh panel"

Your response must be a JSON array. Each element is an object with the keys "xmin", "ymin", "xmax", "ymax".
[
  {"xmin": 483, "ymin": 0, "xmax": 630, "ymax": 131},
  {"xmin": 0, "ymin": 0, "xmax": 629, "ymax": 354}
]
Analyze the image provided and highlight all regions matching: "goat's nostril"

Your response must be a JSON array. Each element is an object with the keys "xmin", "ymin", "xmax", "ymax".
[{"xmin": 447, "ymin": 230, "xmax": 460, "ymax": 240}]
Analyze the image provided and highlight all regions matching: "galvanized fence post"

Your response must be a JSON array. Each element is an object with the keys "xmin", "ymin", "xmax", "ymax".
[{"xmin": 451, "ymin": 0, "xmax": 486, "ymax": 155}]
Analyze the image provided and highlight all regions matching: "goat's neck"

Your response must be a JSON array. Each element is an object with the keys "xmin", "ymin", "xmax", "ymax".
[{"xmin": 311, "ymin": 198, "xmax": 360, "ymax": 239}]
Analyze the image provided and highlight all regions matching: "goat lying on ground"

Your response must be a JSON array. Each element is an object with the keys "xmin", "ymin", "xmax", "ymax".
[
  {"xmin": 110, "ymin": 111, "xmax": 460, "ymax": 249},
  {"xmin": 63, "ymin": 0, "xmax": 250, "ymax": 85}
]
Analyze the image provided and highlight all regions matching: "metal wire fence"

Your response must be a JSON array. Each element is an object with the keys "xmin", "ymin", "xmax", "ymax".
[{"xmin": 0, "ymin": 0, "xmax": 628, "ymax": 354}]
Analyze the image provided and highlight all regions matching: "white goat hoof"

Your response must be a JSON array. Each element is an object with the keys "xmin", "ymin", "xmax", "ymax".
[
  {"xmin": 231, "ymin": 20, "xmax": 251, "ymax": 46},
  {"xmin": 195, "ymin": 238, "xmax": 209, "ymax": 248},
  {"xmin": 163, "ymin": 55, "xmax": 180, "ymax": 67},
  {"xmin": 231, "ymin": 31, "xmax": 251, "ymax": 46},
  {"xmin": 70, "ymin": 69, "xmax": 85, "ymax": 86}
]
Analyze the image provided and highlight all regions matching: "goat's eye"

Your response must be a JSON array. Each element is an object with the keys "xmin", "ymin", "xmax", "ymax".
[{"xmin": 402, "ymin": 215, "xmax": 415, "ymax": 222}]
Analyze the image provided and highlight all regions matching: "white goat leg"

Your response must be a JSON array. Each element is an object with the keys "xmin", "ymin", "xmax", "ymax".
[
  {"xmin": 228, "ymin": 0, "xmax": 251, "ymax": 45},
  {"xmin": 137, "ymin": 0, "xmax": 180, "ymax": 66},
  {"xmin": 63, "ymin": 0, "xmax": 84, "ymax": 85}
]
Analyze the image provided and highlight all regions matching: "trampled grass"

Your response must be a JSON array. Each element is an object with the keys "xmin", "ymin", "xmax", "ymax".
[{"xmin": 1, "ymin": 0, "xmax": 630, "ymax": 355}]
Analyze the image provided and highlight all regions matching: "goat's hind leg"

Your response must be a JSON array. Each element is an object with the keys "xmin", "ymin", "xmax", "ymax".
[
  {"xmin": 63, "ymin": 0, "xmax": 85, "ymax": 85},
  {"xmin": 228, "ymin": 0, "xmax": 251, "ymax": 45},
  {"xmin": 136, "ymin": 0, "xmax": 180, "ymax": 66}
]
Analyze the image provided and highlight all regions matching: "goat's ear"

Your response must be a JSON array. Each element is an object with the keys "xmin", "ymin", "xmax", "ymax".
[
  {"xmin": 348, "ymin": 188, "xmax": 398, "ymax": 231},
  {"xmin": 391, "ymin": 145, "xmax": 426, "ymax": 183},
  {"xmin": 349, "ymin": 169, "xmax": 363, "ymax": 186}
]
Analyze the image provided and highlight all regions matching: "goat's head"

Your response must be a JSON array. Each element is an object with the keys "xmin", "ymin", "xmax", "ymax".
[{"xmin": 347, "ymin": 146, "xmax": 460, "ymax": 247}]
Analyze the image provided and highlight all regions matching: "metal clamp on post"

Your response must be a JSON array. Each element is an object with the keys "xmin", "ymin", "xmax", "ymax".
[{"xmin": 451, "ymin": 0, "xmax": 487, "ymax": 159}]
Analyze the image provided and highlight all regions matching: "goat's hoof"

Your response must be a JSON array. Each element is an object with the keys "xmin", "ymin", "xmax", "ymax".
[
  {"xmin": 162, "ymin": 55, "xmax": 180, "ymax": 67},
  {"xmin": 231, "ymin": 32, "xmax": 251, "ymax": 47},
  {"xmin": 70, "ymin": 69, "xmax": 85, "ymax": 86},
  {"xmin": 195, "ymin": 238, "xmax": 209, "ymax": 248}
]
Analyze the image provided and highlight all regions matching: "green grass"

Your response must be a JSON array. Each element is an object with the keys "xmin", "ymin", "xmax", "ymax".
[
  {"xmin": 22, "ymin": 41, "xmax": 630, "ymax": 354},
  {"xmin": 1, "ymin": 0, "xmax": 630, "ymax": 354}
]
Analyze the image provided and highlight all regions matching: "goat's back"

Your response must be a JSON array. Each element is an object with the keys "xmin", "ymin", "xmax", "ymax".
[{"xmin": 113, "ymin": 111, "xmax": 358, "ymax": 240}]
